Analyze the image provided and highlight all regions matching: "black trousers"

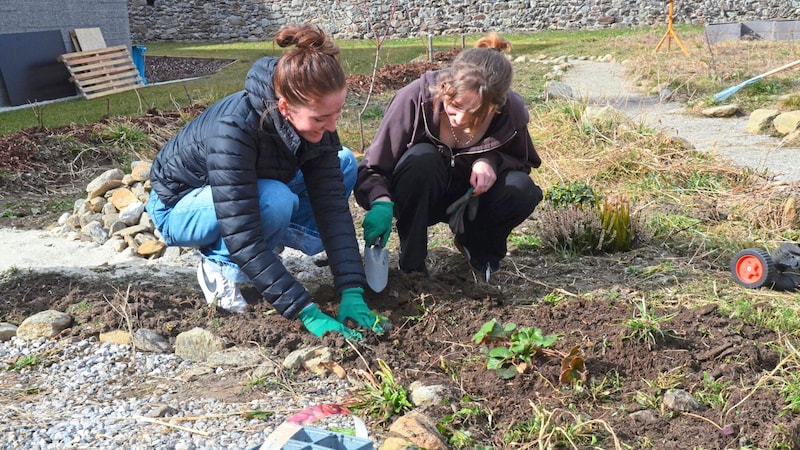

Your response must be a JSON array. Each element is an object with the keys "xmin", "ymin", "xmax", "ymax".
[{"xmin": 391, "ymin": 143, "xmax": 543, "ymax": 273}]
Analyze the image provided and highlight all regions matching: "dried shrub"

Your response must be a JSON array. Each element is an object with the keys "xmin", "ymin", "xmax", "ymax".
[
  {"xmin": 537, "ymin": 193, "xmax": 644, "ymax": 255},
  {"xmin": 537, "ymin": 204, "xmax": 604, "ymax": 255}
]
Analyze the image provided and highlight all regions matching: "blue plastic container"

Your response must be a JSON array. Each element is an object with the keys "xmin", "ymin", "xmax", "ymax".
[{"xmin": 131, "ymin": 45, "xmax": 148, "ymax": 85}]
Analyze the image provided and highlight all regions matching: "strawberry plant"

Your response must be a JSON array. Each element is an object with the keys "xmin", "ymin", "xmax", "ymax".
[{"xmin": 472, "ymin": 319, "xmax": 586, "ymax": 381}]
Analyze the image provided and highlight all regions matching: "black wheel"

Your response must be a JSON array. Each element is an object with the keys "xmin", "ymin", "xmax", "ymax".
[{"xmin": 730, "ymin": 248, "xmax": 776, "ymax": 289}]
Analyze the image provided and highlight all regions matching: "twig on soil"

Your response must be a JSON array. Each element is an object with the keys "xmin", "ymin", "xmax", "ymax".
[
  {"xmin": 144, "ymin": 411, "xmax": 282, "ymax": 422},
  {"xmin": 680, "ymin": 411, "xmax": 723, "ymax": 430},
  {"xmin": 346, "ymin": 339, "xmax": 373, "ymax": 377},
  {"xmin": 103, "ymin": 284, "xmax": 137, "ymax": 366}
]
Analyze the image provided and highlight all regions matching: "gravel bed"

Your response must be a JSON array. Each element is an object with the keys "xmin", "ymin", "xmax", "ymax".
[{"xmin": 1, "ymin": 337, "xmax": 355, "ymax": 449}]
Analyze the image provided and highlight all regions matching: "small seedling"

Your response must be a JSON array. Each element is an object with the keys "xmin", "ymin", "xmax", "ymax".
[
  {"xmin": 560, "ymin": 345, "xmax": 587, "ymax": 384},
  {"xmin": 621, "ymin": 298, "xmax": 677, "ymax": 348},
  {"xmin": 8, "ymin": 354, "xmax": 42, "ymax": 371},
  {"xmin": 349, "ymin": 359, "xmax": 412, "ymax": 423},
  {"xmin": 695, "ymin": 371, "xmax": 730, "ymax": 409}
]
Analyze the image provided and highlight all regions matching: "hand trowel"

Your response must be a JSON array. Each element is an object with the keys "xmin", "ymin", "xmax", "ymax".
[{"xmin": 364, "ymin": 236, "xmax": 389, "ymax": 292}]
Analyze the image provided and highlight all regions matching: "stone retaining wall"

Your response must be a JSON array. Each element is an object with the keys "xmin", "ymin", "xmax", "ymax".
[{"xmin": 128, "ymin": 0, "xmax": 800, "ymax": 42}]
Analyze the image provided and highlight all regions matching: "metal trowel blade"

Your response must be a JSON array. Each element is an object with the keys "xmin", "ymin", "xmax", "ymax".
[{"xmin": 364, "ymin": 238, "xmax": 389, "ymax": 292}]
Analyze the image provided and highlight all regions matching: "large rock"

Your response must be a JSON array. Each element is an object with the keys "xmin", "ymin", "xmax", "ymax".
[
  {"xmin": 545, "ymin": 81, "xmax": 575, "ymax": 101},
  {"xmin": 773, "ymin": 110, "xmax": 800, "ymax": 135},
  {"xmin": 701, "ymin": 104, "xmax": 740, "ymax": 117},
  {"xmin": 174, "ymin": 327, "xmax": 226, "ymax": 362},
  {"xmin": 380, "ymin": 410, "xmax": 448, "ymax": 450},
  {"xmin": 17, "ymin": 310, "xmax": 72, "ymax": 340},
  {"xmin": 110, "ymin": 188, "xmax": 138, "ymax": 211},
  {"xmin": 86, "ymin": 168, "xmax": 125, "ymax": 199},
  {"xmin": 131, "ymin": 160, "xmax": 152, "ymax": 182},
  {"xmin": 747, "ymin": 109, "xmax": 780, "ymax": 134}
]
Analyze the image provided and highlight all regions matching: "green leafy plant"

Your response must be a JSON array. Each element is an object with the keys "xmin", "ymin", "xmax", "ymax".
[
  {"xmin": 349, "ymin": 359, "xmax": 412, "ymax": 424},
  {"xmin": 544, "ymin": 181, "xmax": 600, "ymax": 209},
  {"xmin": 542, "ymin": 290, "xmax": 565, "ymax": 305},
  {"xmin": 472, "ymin": 319, "xmax": 585, "ymax": 381}
]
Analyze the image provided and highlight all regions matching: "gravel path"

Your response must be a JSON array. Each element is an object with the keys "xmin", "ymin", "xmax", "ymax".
[{"xmin": 561, "ymin": 59, "xmax": 800, "ymax": 183}]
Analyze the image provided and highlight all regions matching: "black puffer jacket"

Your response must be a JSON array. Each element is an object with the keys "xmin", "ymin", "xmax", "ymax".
[{"xmin": 149, "ymin": 57, "xmax": 366, "ymax": 319}]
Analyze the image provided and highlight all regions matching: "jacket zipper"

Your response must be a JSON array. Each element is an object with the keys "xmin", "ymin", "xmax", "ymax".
[{"xmin": 421, "ymin": 101, "xmax": 518, "ymax": 167}]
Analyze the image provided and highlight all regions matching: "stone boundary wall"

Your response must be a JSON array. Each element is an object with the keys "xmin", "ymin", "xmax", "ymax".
[{"xmin": 128, "ymin": 0, "xmax": 800, "ymax": 43}]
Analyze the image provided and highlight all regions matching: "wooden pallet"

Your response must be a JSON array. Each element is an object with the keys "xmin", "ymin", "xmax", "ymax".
[{"xmin": 58, "ymin": 45, "xmax": 143, "ymax": 99}]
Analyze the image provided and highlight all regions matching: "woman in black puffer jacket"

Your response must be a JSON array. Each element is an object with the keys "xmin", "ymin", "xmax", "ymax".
[{"xmin": 146, "ymin": 24, "xmax": 387, "ymax": 340}]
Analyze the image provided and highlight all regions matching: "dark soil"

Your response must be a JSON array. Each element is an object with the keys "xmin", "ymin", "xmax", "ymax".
[{"xmin": 1, "ymin": 56, "xmax": 798, "ymax": 449}]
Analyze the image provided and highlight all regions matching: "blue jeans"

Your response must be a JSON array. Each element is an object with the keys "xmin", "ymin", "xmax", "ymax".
[{"xmin": 146, "ymin": 147, "xmax": 357, "ymax": 282}]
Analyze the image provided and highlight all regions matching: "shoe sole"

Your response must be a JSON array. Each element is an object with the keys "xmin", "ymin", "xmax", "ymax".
[{"xmin": 454, "ymin": 239, "xmax": 491, "ymax": 283}]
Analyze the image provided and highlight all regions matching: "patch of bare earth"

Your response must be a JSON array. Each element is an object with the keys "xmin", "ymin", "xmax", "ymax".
[{"xmin": 1, "ymin": 55, "xmax": 798, "ymax": 448}]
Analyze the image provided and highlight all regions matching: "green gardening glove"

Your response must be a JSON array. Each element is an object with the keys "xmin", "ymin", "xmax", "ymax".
[
  {"xmin": 337, "ymin": 287, "xmax": 388, "ymax": 334},
  {"xmin": 299, "ymin": 304, "xmax": 362, "ymax": 340},
  {"xmin": 362, "ymin": 200, "xmax": 394, "ymax": 246}
]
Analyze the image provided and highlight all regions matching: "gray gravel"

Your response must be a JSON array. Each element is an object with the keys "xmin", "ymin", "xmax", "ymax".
[
  {"xmin": 561, "ymin": 59, "xmax": 800, "ymax": 183},
  {"xmin": 0, "ymin": 336, "xmax": 355, "ymax": 449}
]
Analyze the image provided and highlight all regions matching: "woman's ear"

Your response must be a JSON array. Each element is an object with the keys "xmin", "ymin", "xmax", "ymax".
[{"xmin": 277, "ymin": 98, "xmax": 289, "ymax": 119}]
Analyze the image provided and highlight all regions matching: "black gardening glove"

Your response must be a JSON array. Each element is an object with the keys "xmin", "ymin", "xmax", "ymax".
[{"xmin": 446, "ymin": 187, "xmax": 479, "ymax": 235}]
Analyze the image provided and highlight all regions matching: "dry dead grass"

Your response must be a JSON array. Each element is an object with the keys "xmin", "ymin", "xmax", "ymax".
[
  {"xmin": 526, "ymin": 88, "xmax": 800, "ymax": 267},
  {"xmin": 616, "ymin": 28, "xmax": 800, "ymax": 108}
]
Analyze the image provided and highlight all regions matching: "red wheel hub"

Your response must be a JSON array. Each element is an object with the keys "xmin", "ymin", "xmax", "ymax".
[{"xmin": 735, "ymin": 254, "xmax": 765, "ymax": 283}]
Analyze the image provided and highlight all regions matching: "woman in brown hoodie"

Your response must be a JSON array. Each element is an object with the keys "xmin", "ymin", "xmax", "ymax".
[{"xmin": 355, "ymin": 32, "xmax": 543, "ymax": 282}]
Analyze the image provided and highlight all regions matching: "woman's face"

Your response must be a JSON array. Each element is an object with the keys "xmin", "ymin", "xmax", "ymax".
[
  {"xmin": 278, "ymin": 88, "xmax": 347, "ymax": 143},
  {"xmin": 443, "ymin": 90, "xmax": 482, "ymax": 129}
]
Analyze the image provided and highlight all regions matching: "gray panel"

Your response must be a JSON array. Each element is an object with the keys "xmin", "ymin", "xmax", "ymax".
[
  {"xmin": 773, "ymin": 20, "xmax": 800, "ymax": 41},
  {"xmin": 0, "ymin": 30, "xmax": 77, "ymax": 106},
  {"xmin": 703, "ymin": 23, "xmax": 742, "ymax": 44}
]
